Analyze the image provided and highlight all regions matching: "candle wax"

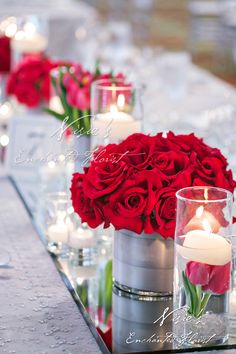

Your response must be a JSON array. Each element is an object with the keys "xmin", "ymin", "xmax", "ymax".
[
  {"xmin": 92, "ymin": 111, "xmax": 141, "ymax": 143},
  {"xmin": 69, "ymin": 228, "xmax": 94, "ymax": 249},
  {"xmin": 47, "ymin": 223, "xmax": 68, "ymax": 243},
  {"xmin": 176, "ymin": 230, "xmax": 231, "ymax": 265}
]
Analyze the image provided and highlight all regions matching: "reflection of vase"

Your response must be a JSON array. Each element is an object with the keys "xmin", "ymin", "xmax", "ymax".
[
  {"xmin": 112, "ymin": 286, "xmax": 173, "ymax": 353},
  {"xmin": 113, "ymin": 230, "xmax": 174, "ymax": 296},
  {"xmin": 74, "ymin": 135, "xmax": 91, "ymax": 173}
]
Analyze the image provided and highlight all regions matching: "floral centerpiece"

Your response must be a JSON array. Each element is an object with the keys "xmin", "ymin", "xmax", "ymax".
[
  {"xmin": 71, "ymin": 132, "xmax": 235, "ymax": 236},
  {"xmin": 70, "ymin": 132, "xmax": 235, "ymax": 295},
  {"xmin": 46, "ymin": 62, "xmax": 125, "ymax": 135},
  {"xmin": 7, "ymin": 54, "xmax": 55, "ymax": 108}
]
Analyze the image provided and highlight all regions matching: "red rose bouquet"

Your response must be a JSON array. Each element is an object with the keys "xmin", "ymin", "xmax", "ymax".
[
  {"xmin": 46, "ymin": 62, "xmax": 125, "ymax": 134},
  {"xmin": 7, "ymin": 54, "xmax": 56, "ymax": 108},
  {"xmin": 0, "ymin": 35, "xmax": 11, "ymax": 73},
  {"xmin": 71, "ymin": 132, "xmax": 236, "ymax": 239}
]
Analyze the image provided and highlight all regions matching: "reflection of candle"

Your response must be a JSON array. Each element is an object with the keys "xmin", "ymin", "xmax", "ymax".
[
  {"xmin": 184, "ymin": 205, "xmax": 220, "ymax": 233},
  {"xmin": 177, "ymin": 230, "xmax": 231, "ymax": 265},
  {"xmin": 47, "ymin": 222, "xmax": 68, "ymax": 243},
  {"xmin": 92, "ymin": 95, "xmax": 141, "ymax": 144},
  {"xmin": 12, "ymin": 23, "xmax": 47, "ymax": 53},
  {"xmin": 69, "ymin": 228, "xmax": 94, "ymax": 249}
]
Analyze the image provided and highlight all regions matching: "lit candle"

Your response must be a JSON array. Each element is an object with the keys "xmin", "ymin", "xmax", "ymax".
[
  {"xmin": 92, "ymin": 94, "xmax": 141, "ymax": 144},
  {"xmin": 69, "ymin": 227, "xmax": 95, "ymax": 249},
  {"xmin": 12, "ymin": 22, "xmax": 47, "ymax": 54},
  {"xmin": 184, "ymin": 205, "xmax": 220, "ymax": 233},
  {"xmin": 47, "ymin": 222, "xmax": 68, "ymax": 243},
  {"xmin": 177, "ymin": 230, "xmax": 232, "ymax": 266}
]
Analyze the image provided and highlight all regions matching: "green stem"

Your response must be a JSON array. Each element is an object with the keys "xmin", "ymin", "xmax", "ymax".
[{"xmin": 182, "ymin": 271, "xmax": 212, "ymax": 318}]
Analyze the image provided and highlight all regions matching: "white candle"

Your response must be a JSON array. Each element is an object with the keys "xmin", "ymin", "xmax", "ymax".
[
  {"xmin": 49, "ymin": 96, "xmax": 64, "ymax": 114},
  {"xmin": 69, "ymin": 227, "xmax": 95, "ymax": 249},
  {"xmin": 92, "ymin": 109, "xmax": 141, "ymax": 144},
  {"xmin": 47, "ymin": 222, "xmax": 68, "ymax": 243},
  {"xmin": 12, "ymin": 27, "xmax": 47, "ymax": 53},
  {"xmin": 177, "ymin": 230, "xmax": 232, "ymax": 266}
]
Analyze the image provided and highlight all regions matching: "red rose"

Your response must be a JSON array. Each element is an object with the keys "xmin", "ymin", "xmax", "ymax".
[
  {"xmin": 83, "ymin": 146, "xmax": 131, "ymax": 199},
  {"xmin": 151, "ymin": 150, "xmax": 189, "ymax": 177},
  {"xmin": 0, "ymin": 35, "xmax": 11, "ymax": 73},
  {"xmin": 186, "ymin": 261, "xmax": 231, "ymax": 295},
  {"xmin": 14, "ymin": 82, "xmax": 40, "ymax": 107},
  {"xmin": 193, "ymin": 156, "xmax": 235, "ymax": 193},
  {"xmin": 103, "ymin": 170, "xmax": 164, "ymax": 234},
  {"xmin": 7, "ymin": 54, "xmax": 55, "ymax": 108},
  {"xmin": 154, "ymin": 187, "xmax": 176, "ymax": 238},
  {"xmin": 70, "ymin": 173, "xmax": 104, "ymax": 228},
  {"xmin": 117, "ymin": 133, "xmax": 154, "ymax": 169}
]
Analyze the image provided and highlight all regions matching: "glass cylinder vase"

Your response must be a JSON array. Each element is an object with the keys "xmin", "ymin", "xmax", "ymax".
[
  {"xmin": 45, "ymin": 192, "xmax": 71, "ymax": 256},
  {"xmin": 91, "ymin": 78, "xmax": 143, "ymax": 149},
  {"xmin": 174, "ymin": 186, "xmax": 233, "ymax": 347},
  {"xmin": 11, "ymin": 15, "xmax": 48, "ymax": 67}
]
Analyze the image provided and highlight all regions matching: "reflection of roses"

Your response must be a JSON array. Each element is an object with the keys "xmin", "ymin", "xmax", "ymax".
[{"xmin": 186, "ymin": 261, "xmax": 231, "ymax": 295}]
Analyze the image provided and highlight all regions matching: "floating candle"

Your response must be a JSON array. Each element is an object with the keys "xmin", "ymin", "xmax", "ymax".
[{"xmin": 176, "ymin": 229, "xmax": 232, "ymax": 266}]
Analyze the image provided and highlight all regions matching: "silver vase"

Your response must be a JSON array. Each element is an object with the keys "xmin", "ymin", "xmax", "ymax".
[{"xmin": 113, "ymin": 230, "xmax": 174, "ymax": 296}]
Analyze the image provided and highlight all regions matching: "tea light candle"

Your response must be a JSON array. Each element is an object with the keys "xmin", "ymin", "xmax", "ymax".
[
  {"xmin": 47, "ymin": 222, "xmax": 68, "ymax": 243},
  {"xmin": 92, "ymin": 104, "xmax": 141, "ymax": 143},
  {"xmin": 69, "ymin": 227, "xmax": 95, "ymax": 249},
  {"xmin": 177, "ymin": 229, "xmax": 232, "ymax": 266}
]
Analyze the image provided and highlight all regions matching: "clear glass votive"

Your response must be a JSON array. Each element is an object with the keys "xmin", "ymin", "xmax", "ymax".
[
  {"xmin": 68, "ymin": 215, "xmax": 96, "ymax": 266},
  {"xmin": 91, "ymin": 78, "xmax": 143, "ymax": 149},
  {"xmin": 174, "ymin": 186, "xmax": 233, "ymax": 347},
  {"xmin": 45, "ymin": 192, "xmax": 71, "ymax": 256},
  {"xmin": 11, "ymin": 15, "xmax": 48, "ymax": 67}
]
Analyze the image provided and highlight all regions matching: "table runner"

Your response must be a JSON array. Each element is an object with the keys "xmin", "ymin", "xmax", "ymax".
[{"xmin": 0, "ymin": 176, "xmax": 102, "ymax": 354}]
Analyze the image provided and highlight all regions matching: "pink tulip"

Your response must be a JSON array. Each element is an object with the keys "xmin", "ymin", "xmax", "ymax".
[{"xmin": 186, "ymin": 261, "xmax": 231, "ymax": 295}]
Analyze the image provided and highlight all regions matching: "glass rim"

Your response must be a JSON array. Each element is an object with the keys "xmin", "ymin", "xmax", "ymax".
[
  {"xmin": 91, "ymin": 78, "xmax": 144, "ymax": 91},
  {"xmin": 176, "ymin": 186, "xmax": 233, "ymax": 203}
]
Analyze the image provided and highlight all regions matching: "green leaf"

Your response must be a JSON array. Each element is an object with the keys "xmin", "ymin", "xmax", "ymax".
[
  {"xmin": 182, "ymin": 271, "xmax": 194, "ymax": 313},
  {"xmin": 95, "ymin": 60, "xmax": 101, "ymax": 77},
  {"xmin": 51, "ymin": 75, "xmax": 58, "ymax": 94},
  {"xmin": 82, "ymin": 110, "xmax": 91, "ymax": 134},
  {"xmin": 195, "ymin": 285, "xmax": 202, "ymax": 317},
  {"xmin": 199, "ymin": 293, "xmax": 211, "ymax": 316},
  {"xmin": 104, "ymin": 260, "xmax": 112, "ymax": 323},
  {"xmin": 44, "ymin": 107, "xmax": 67, "ymax": 121}
]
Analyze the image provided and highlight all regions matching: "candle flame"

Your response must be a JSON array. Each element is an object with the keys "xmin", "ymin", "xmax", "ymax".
[
  {"xmin": 204, "ymin": 188, "xmax": 208, "ymax": 200},
  {"xmin": 110, "ymin": 104, "xmax": 118, "ymax": 114},
  {"xmin": 195, "ymin": 205, "xmax": 204, "ymax": 218},
  {"xmin": 117, "ymin": 94, "xmax": 125, "ymax": 109},
  {"xmin": 202, "ymin": 218, "xmax": 212, "ymax": 233}
]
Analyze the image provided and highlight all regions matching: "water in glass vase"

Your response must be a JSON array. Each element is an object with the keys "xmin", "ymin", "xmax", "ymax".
[{"xmin": 173, "ymin": 250, "xmax": 230, "ymax": 347}]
